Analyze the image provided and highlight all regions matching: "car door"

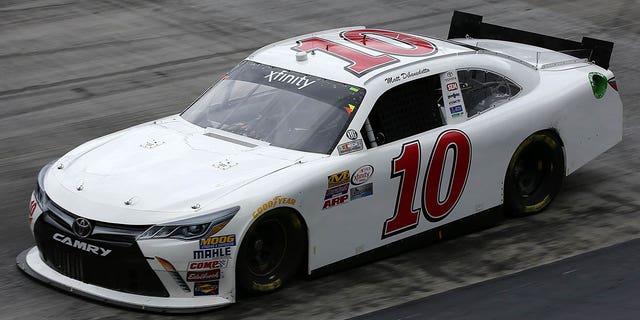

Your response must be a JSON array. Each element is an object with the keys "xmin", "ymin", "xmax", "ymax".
[{"xmin": 312, "ymin": 72, "xmax": 477, "ymax": 268}]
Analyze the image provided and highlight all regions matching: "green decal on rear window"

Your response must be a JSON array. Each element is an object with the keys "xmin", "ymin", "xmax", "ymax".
[{"xmin": 589, "ymin": 72, "xmax": 607, "ymax": 99}]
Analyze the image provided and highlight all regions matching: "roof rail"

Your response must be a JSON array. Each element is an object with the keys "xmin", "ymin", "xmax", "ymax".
[{"xmin": 447, "ymin": 11, "xmax": 614, "ymax": 69}]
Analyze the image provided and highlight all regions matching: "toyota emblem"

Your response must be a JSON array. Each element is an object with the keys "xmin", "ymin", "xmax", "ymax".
[{"xmin": 72, "ymin": 218, "xmax": 92, "ymax": 238}]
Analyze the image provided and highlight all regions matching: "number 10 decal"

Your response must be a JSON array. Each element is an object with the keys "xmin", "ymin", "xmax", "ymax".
[{"xmin": 382, "ymin": 130, "xmax": 472, "ymax": 239}]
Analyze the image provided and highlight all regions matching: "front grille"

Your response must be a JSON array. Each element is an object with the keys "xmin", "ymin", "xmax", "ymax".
[{"xmin": 34, "ymin": 205, "xmax": 169, "ymax": 297}]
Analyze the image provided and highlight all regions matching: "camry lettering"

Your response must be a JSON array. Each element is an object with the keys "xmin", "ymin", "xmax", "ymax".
[
  {"xmin": 264, "ymin": 70, "xmax": 316, "ymax": 89},
  {"xmin": 52, "ymin": 233, "xmax": 111, "ymax": 256}
]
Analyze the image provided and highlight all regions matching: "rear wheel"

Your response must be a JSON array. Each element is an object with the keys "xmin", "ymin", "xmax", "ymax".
[
  {"xmin": 504, "ymin": 132, "xmax": 564, "ymax": 216},
  {"xmin": 237, "ymin": 210, "xmax": 305, "ymax": 294}
]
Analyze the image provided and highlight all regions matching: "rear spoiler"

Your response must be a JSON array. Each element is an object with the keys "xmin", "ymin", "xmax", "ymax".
[{"xmin": 447, "ymin": 11, "xmax": 614, "ymax": 69}]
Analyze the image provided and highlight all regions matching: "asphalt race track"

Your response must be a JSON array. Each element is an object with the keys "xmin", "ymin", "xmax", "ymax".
[{"xmin": 1, "ymin": 0, "xmax": 639, "ymax": 319}]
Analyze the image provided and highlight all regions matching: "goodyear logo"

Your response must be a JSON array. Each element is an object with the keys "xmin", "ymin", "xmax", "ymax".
[
  {"xmin": 199, "ymin": 234, "xmax": 236, "ymax": 249},
  {"xmin": 328, "ymin": 170, "xmax": 350, "ymax": 188}
]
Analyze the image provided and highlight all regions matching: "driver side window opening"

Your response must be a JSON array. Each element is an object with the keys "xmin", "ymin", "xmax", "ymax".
[
  {"xmin": 457, "ymin": 69, "xmax": 521, "ymax": 117},
  {"xmin": 361, "ymin": 75, "xmax": 444, "ymax": 148}
]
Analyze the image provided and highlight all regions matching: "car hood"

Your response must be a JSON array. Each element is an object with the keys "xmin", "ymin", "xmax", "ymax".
[{"xmin": 45, "ymin": 116, "xmax": 318, "ymax": 224}]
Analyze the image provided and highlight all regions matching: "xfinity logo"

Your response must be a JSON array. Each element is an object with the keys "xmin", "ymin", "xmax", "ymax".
[
  {"xmin": 264, "ymin": 70, "xmax": 315, "ymax": 90},
  {"xmin": 53, "ymin": 233, "xmax": 112, "ymax": 256}
]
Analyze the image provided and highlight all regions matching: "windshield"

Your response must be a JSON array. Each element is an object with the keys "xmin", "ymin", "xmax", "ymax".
[{"xmin": 181, "ymin": 61, "xmax": 366, "ymax": 154}]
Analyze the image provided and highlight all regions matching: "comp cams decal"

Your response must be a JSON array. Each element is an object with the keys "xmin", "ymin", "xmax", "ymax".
[{"xmin": 188, "ymin": 259, "xmax": 228, "ymax": 270}]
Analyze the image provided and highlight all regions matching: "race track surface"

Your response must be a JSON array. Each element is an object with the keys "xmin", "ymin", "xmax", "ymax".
[
  {"xmin": 355, "ymin": 239, "xmax": 640, "ymax": 320},
  {"xmin": 1, "ymin": 0, "xmax": 639, "ymax": 319}
]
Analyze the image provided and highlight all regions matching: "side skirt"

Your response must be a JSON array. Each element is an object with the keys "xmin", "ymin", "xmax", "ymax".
[{"xmin": 308, "ymin": 206, "xmax": 505, "ymax": 278}]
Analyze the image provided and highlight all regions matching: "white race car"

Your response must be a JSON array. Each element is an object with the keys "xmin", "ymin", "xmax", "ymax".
[{"xmin": 18, "ymin": 11, "xmax": 622, "ymax": 312}]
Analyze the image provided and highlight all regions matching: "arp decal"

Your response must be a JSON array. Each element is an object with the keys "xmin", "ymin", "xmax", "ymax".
[
  {"xmin": 199, "ymin": 234, "xmax": 236, "ymax": 249},
  {"xmin": 194, "ymin": 281, "xmax": 219, "ymax": 296},
  {"xmin": 193, "ymin": 247, "xmax": 232, "ymax": 259},
  {"xmin": 382, "ymin": 130, "xmax": 472, "ymax": 238},
  {"xmin": 322, "ymin": 194, "xmax": 349, "ymax": 210},
  {"xmin": 350, "ymin": 183, "xmax": 373, "ymax": 201},
  {"xmin": 351, "ymin": 165, "xmax": 374, "ymax": 185},
  {"xmin": 292, "ymin": 29, "xmax": 436, "ymax": 77},
  {"xmin": 186, "ymin": 269, "xmax": 220, "ymax": 282},
  {"xmin": 252, "ymin": 196, "xmax": 297, "ymax": 219},
  {"xmin": 189, "ymin": 260, "xmax": 228, "ymax": 270},
  {"xmin": 327, "ymin": 170, "xmax": 350, "ymax": 188}
]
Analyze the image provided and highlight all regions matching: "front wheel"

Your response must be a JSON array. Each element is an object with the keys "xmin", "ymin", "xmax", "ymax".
[
  {"xmin": 504, "ymin": 132, "xmax": 564, "ymax": 216},
  {"xmin": 236, "ymin": 210, "xmax": 305, "ymax": 295}
]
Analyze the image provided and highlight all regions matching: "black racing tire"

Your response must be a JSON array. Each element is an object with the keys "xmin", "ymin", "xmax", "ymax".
[
  {"xmin": 504, "ymin": 132, "xmax": 564, "ymax": 216},
  {"xmin": 236, "ymin": 210, "xmax": 305, "ymax": 295}
]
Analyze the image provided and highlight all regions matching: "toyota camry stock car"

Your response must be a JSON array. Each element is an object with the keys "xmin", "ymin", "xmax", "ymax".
[{"xmin": 18, "ymin": 11, "xmax": 622, "ymax": 312}]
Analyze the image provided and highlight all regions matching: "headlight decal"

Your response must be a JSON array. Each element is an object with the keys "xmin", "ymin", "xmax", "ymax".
[{"xmin": 137, "ymin": 206, "xmax": 239, "ymax": 241}]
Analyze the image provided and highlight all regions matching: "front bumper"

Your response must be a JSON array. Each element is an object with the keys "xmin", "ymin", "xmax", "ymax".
[{"xmin": 17, "ymin": 246, "xmax": 231, "ymax": 313}]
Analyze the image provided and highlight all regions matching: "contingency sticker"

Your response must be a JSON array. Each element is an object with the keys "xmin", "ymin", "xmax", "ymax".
[
  {"xmin": 440, "ymin": 70, "xmax": 467, "ymax": 123},
  {"xmin": 194, "ymin": 281, "xmax": 219, "ymax": 296},
  {"xmin": 323, "ymin": 170, "xmax": 351, "ymax": 210},
  {"xmin": 351, "ymin": 165, "xmax": 374, "ymax": 185},
  {"xmin": 337, "ymin": 139, "xmax": 364, "ymax": 155},
  {"xmin": 350, "ymin": 183, "xmax": 373, "ymax": 200},
  {"xmin": 199, "ymin": 234, "xmax": 236, "ymax": 249}
]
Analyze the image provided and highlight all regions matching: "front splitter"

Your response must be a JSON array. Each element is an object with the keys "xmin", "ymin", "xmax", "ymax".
[{"xmin": 16, "ymin": 246, "xmax": 231, "ymax": 313}]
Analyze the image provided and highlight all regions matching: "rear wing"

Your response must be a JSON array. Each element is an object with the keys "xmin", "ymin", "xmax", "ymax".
[{"xmin": 447, "ymin": 11, "xmax": 614, "ymax": 69}]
